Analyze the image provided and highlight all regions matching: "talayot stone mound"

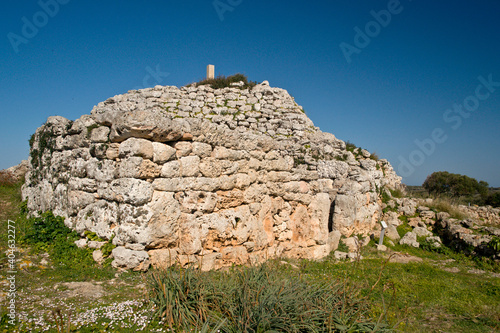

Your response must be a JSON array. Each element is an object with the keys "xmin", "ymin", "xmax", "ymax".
[{"xmin": 22, "ymin": 80, "xmax": 402, "ymax": 270}]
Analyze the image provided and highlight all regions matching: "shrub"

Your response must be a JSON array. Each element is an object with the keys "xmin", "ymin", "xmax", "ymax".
[
  {"xmin": 389, "ymin": 188, "xmax": 404, "ymax": 199},
  {"xmin": 485, "ymin": 192, "xmax": 500, "ymax": 208},
  {"xmin": 194, "ymin": 73, "xmax": 257, "ymax": 90},
  {"xmin": 345, "ymin": 141, "xmax": 357, "ymax": 153},
  {"xmin": 423, "ymin": 171, "xmax": 489, "ymax": 198},
  {"xmin": 148, "ymin": 266, "xmax": 213, "ymax": 330},
  {"xmin": 22, "ymin": 211, "xmax": 97, "ymax": 269},
  {"xmin": 147, "ymin": 263, "xmax": 394, "ymax": 332},
  {"xmin": 425, "ymin": 197, "xmax": 467, "ymax": 220}
]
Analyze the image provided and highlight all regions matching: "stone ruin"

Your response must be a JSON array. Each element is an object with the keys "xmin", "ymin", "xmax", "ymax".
[{"xmin": 22, "ymin": 80, "xmax": 403, "ymax": 271}]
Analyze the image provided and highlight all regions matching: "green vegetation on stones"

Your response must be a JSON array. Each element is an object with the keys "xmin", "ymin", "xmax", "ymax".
[
  {"xmin": 194, "ymin": 73, "xmax": 257, "ymax": 90},
  {"xmin": 148, "ymin": 263, "xmax": 395, "ymax": 332}
]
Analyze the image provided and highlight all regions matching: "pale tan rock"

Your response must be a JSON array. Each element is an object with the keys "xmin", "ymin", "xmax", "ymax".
[
  {"xmin": 148, "ymin": 248, "xmax": 179, "ymax": 269},
  {"xmin": 119, "ymin": 138, "xmax": 154, "ymax": 159},
  {"xmin": 192, "ymin": 142, "xmax": 212, "ymax": 158},
  {"xmin": 147, "ymin": 191, "xmax": 182, "ymax": 248},
  {"xmin": 179, "ymin": 156, "xmax": 200, "ymax": 177},
  {"xmin": 105, "ymin": 143, "xmax": 120, "ymax": 160},
  {"xmin": 174, "ymin": 141, "xmax": 192, "ymax": 157},
  {"xmin": 176, "ymin": 191, "xmax": 217, "ymax": 213},
  {"xmin": 90, "ymin": 126, "xmax": 110, "ymax": 143},
  {"xmin": 119, "ymin": 157, "xmax": 160, "ymax": 179},
  {"xmin": 152, "ymin": 142, "xmax": 176, "ymax": 164},
  {"xmin": 160, "ymin": 160, "xmax": 180, "ymax": 178}
]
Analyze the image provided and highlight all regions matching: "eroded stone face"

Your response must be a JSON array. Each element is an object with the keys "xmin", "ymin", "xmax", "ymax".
[{"xmin": 23, "ymin": 82, "xmax": 403, "ymax": 270}]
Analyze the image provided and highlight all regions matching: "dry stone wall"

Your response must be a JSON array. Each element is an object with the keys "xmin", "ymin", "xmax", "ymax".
[{"xmin": 22, "ymin": 81, "xmax": 402, "ymax": 270}]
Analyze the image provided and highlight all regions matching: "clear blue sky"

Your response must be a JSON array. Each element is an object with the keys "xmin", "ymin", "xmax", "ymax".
[{"xmin": 1, "ymin": 0, "xmax": 499, "ymax": 186}]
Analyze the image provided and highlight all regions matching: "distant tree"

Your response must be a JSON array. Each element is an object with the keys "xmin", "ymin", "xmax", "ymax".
[
  {"xmin": 485, "ymin": 192, "xmax": 500, "ymax": 208},
  {"xmin": 423, "ymin": 171, "xmax": 489, "ymax": 198}
]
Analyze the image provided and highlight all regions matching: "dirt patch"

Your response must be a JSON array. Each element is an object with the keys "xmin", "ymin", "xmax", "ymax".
[
  {"xmin": 442, "ymin": 267, "xmax": 460, "ymax": 273},
  {"xmin": 389, "ymin": 254, "xmax": 423, "ymax": 264},
  {"xmin": 58, "ymin": 281, "xmax": 105, "ymax": 299}
]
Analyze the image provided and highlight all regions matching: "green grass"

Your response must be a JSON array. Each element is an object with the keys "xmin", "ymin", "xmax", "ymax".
[
  {"xmin": 193, "ymin": 73, "xmax": 257, "ymax": 90},
  {"xmin": 300, "ymin": 251, "xmax": 500, "ymax": 333},
  {"xmin": 425, "ymin": 197, "xmax": 468, "ymax": 220},
  {"xmin": 148, "ymin": 262, "xmax": 395, "ymax": 332}
]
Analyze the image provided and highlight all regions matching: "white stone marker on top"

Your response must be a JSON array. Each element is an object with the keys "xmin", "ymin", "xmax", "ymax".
[{"xmin": 207, "ymin": 64, "xmax": 214, "ymax": 80}]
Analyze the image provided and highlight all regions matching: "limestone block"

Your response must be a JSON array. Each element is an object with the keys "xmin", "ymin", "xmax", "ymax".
[
  {"xmin": 68, "ymin": 177, "xmax": 97, "ymax": 193},
  {"xmin": 385, "ymin": 224, "xmax": 400, "ymax": 241},
  {"xmin": 328, "ymin": 230, "xmax": 341, "ymax": 252},
  {"xmin": 399, "ymin": 231, "xmax": 419, "ymax": 248},
  {"xmin": 192, "ymin": 142, "xmax": 212, "ymax": 158},
  {"xmin": 152, "ymin": 142, "xmax": 176, "ymax": 164},
  {"xmin": 221, "ymin": 246, "xmax": 248, "ymax": 265},
  {"xmin": 179, "ymin": 156, "xmax": 200, "ymax": 177},
  {"xmin": 69, "ymin": 114, "xmax": 96, "ymax": 134},
  {"xmin": 199, "ymin": 158, "xmax": 238, "ymax": 178},
  {"xmin": 92, "ymin": 250, "xmax": 104, "ymax": 264},
  {"xmin": 84, "ymin": 158, "xmax": 115, "ymax": 182},
  {"xmin": 199, "ymin": 252, "xmax": 222, "ymax": 271},
  {"xmin": 90, "ymin": 126, "xmax": 110, "ymax": 143},
  {"xmin": 211, "ymin": 147, "xmax": 246, "ymax": 160},
  {"xmin": 119, "ymin": 156, "xmax": 160, "ymax": 179},
  {"xmin": 420, "ymin": 210, "xmax": 436, "ymax": 220},
  {"xmin": 148, "ymin": 248, "xmax": 179, "ymax": 269},
  {"xmin": 68, "ymin": 190, "xmax": 95, "ymax": 215},
  {"xmin": 413, "ymin": 226, "xmax": 433, "ymax": 237},
  {"xmin": 98, "ymin": 178, "xmax": 153, "ymax": 206},
  {"xmin": 75, "ymin": 200, "xmax": 119, "ymax": 240},
  {"xmin": 45, "ymin": 116, "xmax": 72, "ymax": 135},
  {"xmin": 262, "ymin": 157, "xmax": 293, "ymax": 171},
  {"xmin": 88, "ymin": 143, "xmax": 107, "ymax": 159},
  {"xmin": 111, "ymin": 247, "xmax": 150, "ymax": 271},
  {"xmin": 176, "ymin": 191, "xmax": 217, "ymax": 213},
  {"xmin": 118, "ymin": 203, "xmax": 153, "ymax": 226},
  {"xmin": 174, "ymin": 141, "xmax": 192, "ymax": 158},
  {"xmin": 216, "ymin": 190, "xmax": 244, "ymax": 210},
  {"xmin": 161, "ymin": 160, "xmax": 180, "ymax": 178},
  {"xmin": 147, "ymin": 191, "xmax": 182, "ymax": 248},
  {"xmin": 119, "ymin": 138, "xmax": 154, "ymax": 159},
  {"xmin": 88, "ymin": 241, "xmax": 107, "ymax": 249}
]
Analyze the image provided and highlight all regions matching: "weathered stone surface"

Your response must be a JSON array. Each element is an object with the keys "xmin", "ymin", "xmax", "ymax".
[
  {"xmin": 23, "ymin": 81, "xmax": 404, "ymax": 271},
  {"xmin": 119, "ymin": 138, "xmax": 154, "ymax": 159},
  {"xmin": 399, "ymin": 231, "xmax": 419, "ymax": 248},
  {"xmin": 119, "ymin": 157, "xmax": 160, "ymax": 179},
  {"xmin": 90, "ymin": 126, "xmax": 110, "ymax": 143},
  {"xmin": 111, "ymin": 246, "xmax": 150, "ymax": 271},
  {"xmin": 152, "ymin": 142, "xmax": 176, "ymax": 164},
  {"xmin": 385, "ymin": 224, "xmax": 400, "ymax": 241},
  {"xmin": 413, "ymin": 226, "xmax": 433, "ymax": 237},
  {"xmin": 98, "ymin": 178, "xmax": 153, "ymax": 205}
]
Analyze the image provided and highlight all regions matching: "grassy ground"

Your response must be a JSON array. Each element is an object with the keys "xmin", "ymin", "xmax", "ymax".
[{"xmin": 0, "ymin": 179, "xmax": 499, "ymax": 332}]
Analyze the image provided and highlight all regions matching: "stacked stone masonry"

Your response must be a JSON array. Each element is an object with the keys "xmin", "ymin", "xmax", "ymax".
[{"xmin": 22, "ymin": 81, "xmax": 403, "ymax": 271}]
